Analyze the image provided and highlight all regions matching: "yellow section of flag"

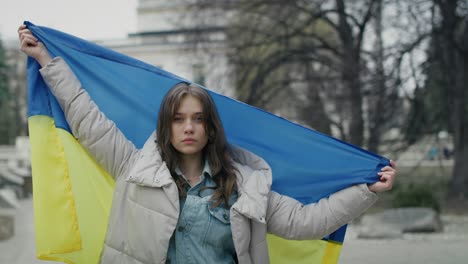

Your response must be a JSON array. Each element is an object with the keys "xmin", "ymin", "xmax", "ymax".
[
  {"xmin": 29, "ymin": 115, "xmax": 114, "ymax": 264},
  {"xmin": 268, "ymin": 234, "xmax": 342, "ymax": 264}
]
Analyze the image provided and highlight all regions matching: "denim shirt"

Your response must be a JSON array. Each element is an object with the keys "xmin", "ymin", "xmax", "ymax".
[{"xmin": 166, "ymin": 162, "xmax": 238, "ymax": 264}]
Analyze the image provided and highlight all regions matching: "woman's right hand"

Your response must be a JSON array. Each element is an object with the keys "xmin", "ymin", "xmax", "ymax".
[{"xmin": 18, "ymin": 24, "xmax": 52, "ymax": 67}]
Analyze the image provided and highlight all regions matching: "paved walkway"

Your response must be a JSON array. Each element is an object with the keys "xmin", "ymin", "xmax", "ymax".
[
  {"xmin": 340, "ymin": 238, "xmax": 468, "ymax": 264},
  {"xmin": 1, "ymin": 198, "xmax": 467, "ymax": 264},
  {"xmin": 0, "ymin": 198, "xmax": 54, "ymax": 264},
  {"xmin": 340, "ymin": 215, "xmax": 468, "ymax": 264}
]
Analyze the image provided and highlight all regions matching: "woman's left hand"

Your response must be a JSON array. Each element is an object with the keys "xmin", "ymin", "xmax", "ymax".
[{"xmin": 368, "ymin": 160, "xmax": 396, "ymax": 193}]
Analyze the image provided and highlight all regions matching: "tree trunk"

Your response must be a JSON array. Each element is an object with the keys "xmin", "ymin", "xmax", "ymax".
[
  {"xmin": 449, "ymin": 39, "xmax": 468, "ymax": 199},
  {"xmin": 346, "ymin": 58, "xmax": 364, "ymax": 147},
  {"xmin": 336, "ymin": 0, "xmax": 364, "ymax": 146},
  {"xmin": 302, "ymin": 62, "xmax": 332, "ymax": 135},
  {"xmin": 435, "ymin": 0, "xmax": 468, "ymax": 199},
  {"xmin": 368, "ymin": 0, "xmax": 386, "ymax": 153}
]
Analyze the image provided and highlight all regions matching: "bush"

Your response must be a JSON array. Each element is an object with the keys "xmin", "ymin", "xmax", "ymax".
[{"xmin": 392, "ymin": 182, "xmax": 441, "ymax": 212}]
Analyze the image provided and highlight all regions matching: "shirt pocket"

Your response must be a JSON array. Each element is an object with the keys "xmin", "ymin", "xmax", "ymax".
[
  {"xmin": 203, "ymin": 205, "xmax": 233, "ymax": 248},
  {"xmin": 209, "ymin": 205, "xmax": 231, "ymax": 224}
]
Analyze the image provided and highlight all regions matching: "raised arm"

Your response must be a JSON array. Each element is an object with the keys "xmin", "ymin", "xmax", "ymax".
[
  {"xmin": 266, "ymin": 163, "xmax": 396, "ymax": 239},
  {"xmin": 266, "ymin": 184, "xmax": 377, "ymax": 239},
  {"xmin": 19, "ymin": 25, "xmax": 138, "ymax": 179}
]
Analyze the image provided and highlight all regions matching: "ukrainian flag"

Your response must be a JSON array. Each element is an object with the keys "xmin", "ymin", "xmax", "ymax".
[{"xmin": 26, "ymin": 21, "xmax": 389, "ymax": 264}]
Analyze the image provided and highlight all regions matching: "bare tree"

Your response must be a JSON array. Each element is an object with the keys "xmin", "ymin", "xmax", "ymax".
[
  {"xmin": 367, "ymin": 0, "xmax": 397, "ymax": 152},
  {"xmin": 400, "ymin": 0, "xmax": 468, "ymax": 199},
  {"xmin": 432, "ymin": 0, "xmax": 468, "ymax": 199},
  {"xmin": 183, "ymin": 0, "xmax": 406, "ymax": 149}
]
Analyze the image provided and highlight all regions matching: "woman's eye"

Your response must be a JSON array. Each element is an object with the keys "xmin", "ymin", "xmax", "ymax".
[{"xmin": 174, "ymin": 117, "xmax": 183, "ymax": 122}]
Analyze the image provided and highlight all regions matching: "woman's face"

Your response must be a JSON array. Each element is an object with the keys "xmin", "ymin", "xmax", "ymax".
[{"xmin": 170, "ymin": 95, "xmax": 209, "ymax": 158}]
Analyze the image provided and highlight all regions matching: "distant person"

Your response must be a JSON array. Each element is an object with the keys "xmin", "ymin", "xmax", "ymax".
[
  {"xmin": 428, "ymin": 146, "xmax": 439, "ymax": 160},
  {"xmin": 18, "ymin": 24, "xmax": 396, "ymax": 264},
  {"xmin": 443, "ymin": 146, "xmax": 453, "ymax": 159}
]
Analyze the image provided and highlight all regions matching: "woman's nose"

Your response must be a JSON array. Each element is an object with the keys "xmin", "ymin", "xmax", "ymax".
[{"xmin": 184, "ymin": 121, "xmax": 194, "ymax": 133}]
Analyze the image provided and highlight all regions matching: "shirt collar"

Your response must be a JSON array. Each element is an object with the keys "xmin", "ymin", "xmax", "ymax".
[{"xmin": 175, "ymin": 159, "xmax": 212, "ymax": 180}]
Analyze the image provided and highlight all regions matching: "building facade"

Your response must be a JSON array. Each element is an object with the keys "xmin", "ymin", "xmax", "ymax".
[{"xmin": 97, "ymin": 0, "xmax": 234, "ymax": 96}]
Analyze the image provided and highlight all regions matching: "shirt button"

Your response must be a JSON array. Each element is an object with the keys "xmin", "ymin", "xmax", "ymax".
[
  {"xmin": 223, "ymin": 214, "xmax": 229, "ymax": 220},
  {"xmin": 154, "ymin": 178, "xmax": 160, "ymax": 183}
]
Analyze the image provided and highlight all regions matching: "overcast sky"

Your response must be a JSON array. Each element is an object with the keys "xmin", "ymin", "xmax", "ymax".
[{"xmin": 0, "ymin": 0, "xmax": 138, "ymax": 42}]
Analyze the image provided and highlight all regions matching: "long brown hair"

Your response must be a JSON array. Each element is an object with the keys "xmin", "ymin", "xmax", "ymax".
[{"xmin": 156, "ymin": 82, "xmax": 237, "ymax": 207}]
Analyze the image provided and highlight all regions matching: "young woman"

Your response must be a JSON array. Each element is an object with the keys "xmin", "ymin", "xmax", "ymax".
[{"xmin": 18, "ymin": 24, "xmax": 396, "ymax": 264}]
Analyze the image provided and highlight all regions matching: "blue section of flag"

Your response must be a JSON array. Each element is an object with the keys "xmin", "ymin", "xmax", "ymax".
[{"xmin": 26, "ymin": 21, "xmax": 389, "ymax": 243}]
